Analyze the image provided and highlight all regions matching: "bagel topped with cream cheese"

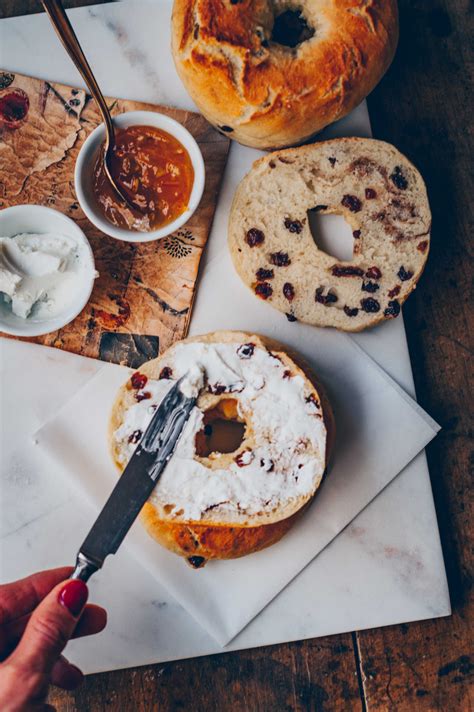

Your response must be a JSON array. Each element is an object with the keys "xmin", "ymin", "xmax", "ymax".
[
  {"xmin": 109, "ymin": 331, "xmax": 334, "ymax": 567},
  {"xmin": 171, "ymin": 0, "xmax": 398, "ymax": 149}
]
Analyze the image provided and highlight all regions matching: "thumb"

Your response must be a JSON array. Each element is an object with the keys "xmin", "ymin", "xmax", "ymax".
[{"xmin": 8, "ymin": 579, "xmax": 88, "ymax": 677}]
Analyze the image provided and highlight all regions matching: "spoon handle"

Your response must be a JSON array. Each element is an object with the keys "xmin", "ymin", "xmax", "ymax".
[{"xmin": 41, "ymin": 0, "xmax": 115, "ymax": 145}]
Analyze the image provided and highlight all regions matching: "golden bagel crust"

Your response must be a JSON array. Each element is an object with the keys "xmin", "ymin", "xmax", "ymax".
[
  {"xmin": 139, "ymin": 501, "xmax": 310, "ymax": 563},
  {"xmin": 171, "ymin": 0, "xmax": 398, "ymax": 149},
  {"xmin": 109, "ymin": 331, "xmax": 334, "ymax": 565}
]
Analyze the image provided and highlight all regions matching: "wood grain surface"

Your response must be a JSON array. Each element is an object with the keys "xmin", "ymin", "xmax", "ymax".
[
  {"xmin": 355, "ymin": 1, "xmax": 473, "ymax": 709},
  {"xmin": 0, "ymin": 72, "xmax": 230, "ymax": 364},
  {"xmin": 1, "ymin": 1, "xmax": 472, "ymax": 710}
]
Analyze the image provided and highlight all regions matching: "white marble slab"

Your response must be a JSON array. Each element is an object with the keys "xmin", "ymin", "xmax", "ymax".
[
  {"xmin": 29, "ymin": 322, "xmax": 437, "ymax": 645},
  {"xmin": 0, "ymin": 1, "xmax": 450, "ymax": 674}
]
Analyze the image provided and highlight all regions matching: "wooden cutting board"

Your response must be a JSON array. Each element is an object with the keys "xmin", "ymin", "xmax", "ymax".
[{"xmin": 0, "ymin": 70, "xmax": 230, "ymax": 368}]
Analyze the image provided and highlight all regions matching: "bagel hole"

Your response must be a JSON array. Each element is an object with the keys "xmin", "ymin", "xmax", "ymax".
[
  {"xmin": 271, "ymin": 9, "xmax": 314, "ymax": 48},
  {"xmin": 195, "ymin": 399, "xmax": 246, "ymax": 457},
  {"xmin": 308, "ymin": 210, "xmax": 355, "ymax": 262}
]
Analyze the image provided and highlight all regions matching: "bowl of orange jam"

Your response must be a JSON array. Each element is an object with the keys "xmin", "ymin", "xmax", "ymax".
[{"xmin": 75, "ymin": 111, "xmax": 205, "ymax": 242}]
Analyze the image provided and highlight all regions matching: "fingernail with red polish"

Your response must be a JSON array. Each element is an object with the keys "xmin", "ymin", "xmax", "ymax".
[{"xmin": 58, "ymin": 580, "xmax": 88, "ymax": 616}]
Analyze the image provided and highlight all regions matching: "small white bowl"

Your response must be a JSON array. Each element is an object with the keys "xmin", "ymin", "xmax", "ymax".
[
  {"xmin": 0, "ymin": 205, "xmax": 96, "ymax": 337},
  {"xmin": 74, "ymin": 110, "xmax": 206, "ymax": 242}
]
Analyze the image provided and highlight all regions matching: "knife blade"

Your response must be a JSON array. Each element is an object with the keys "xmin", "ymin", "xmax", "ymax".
[{"xmin": 70, "ymin": 375, "xmax": 196, "ymax": 582}]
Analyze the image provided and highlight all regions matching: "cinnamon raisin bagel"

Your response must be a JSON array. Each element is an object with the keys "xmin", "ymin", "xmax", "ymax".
[
  {"xmin": 228, "ymin": 138, "xmax": 431, "ymax": 331},
  {"xmin": 171, "ymin": 0, "xmax": 398, "ymax": 149},
  {"xmin": 109, "ymin": 331, "xmax": 334, "ymax": 567}
]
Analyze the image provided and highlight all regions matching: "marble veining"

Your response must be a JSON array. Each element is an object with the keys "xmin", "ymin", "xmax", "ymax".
[{"xmin": 88, "ymin": 7, "xmax": 165, "ymax": 97}]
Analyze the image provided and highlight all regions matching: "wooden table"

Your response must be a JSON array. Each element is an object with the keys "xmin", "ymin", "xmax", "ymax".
[{"xmin": 2, "ymin": 1, "xmax": 472, "ymax": 709}]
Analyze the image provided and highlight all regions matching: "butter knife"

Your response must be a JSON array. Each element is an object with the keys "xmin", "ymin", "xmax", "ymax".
[{"xmin": 70, "ymin": 376, "xmax": 196, "ymax": 582}]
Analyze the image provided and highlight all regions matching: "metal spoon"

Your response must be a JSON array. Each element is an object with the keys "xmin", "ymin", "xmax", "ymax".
[{"xmin": 41, "ymin": 0, "xmax": 138, "ymax": 212}]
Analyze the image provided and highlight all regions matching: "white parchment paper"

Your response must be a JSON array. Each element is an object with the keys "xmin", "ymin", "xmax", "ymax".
[{"xmin": 33, "ymin": 334, "xmax": 439, "ymax": 646}]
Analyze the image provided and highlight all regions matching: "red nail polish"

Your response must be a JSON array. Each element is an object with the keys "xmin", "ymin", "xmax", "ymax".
[{"xmin": 58, "ymin": 580, "xmax": 88, "ymax": 616}]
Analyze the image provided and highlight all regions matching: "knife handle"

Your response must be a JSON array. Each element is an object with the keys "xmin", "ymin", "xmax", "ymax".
[{"xmin": 70, "ymin": 552, "xmax": 100, "ymax": 582}]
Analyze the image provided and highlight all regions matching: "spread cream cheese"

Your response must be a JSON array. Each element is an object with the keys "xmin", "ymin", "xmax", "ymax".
[
  {"xmin": 0, "ymin": 232, "xmax": 91, "ymax": 319},
  {"xmin": 179, "ymin": 364, "xmax": 206, "ymax": 399},
  {"xmin": 113, "ymin": 342, "xmax": 327, "ymax": 521}
]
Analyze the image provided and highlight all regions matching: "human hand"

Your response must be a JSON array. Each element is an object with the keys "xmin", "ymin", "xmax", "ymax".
[{"xmin": 0, "ymin": 567, "xmax": 107, "ymax": 711}]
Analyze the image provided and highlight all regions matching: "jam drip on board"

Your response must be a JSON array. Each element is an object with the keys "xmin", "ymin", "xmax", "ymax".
[{"xmin": 0, "ymin": 88, "xmax": 30, "ymax": 129}]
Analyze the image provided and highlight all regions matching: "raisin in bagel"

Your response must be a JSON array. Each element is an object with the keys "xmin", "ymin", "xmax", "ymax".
[
  {"xmin": 228, "ymin": 138, "xmax": 431, "ymax": 331},
  {"xmin": 109, "ymin": 331, "xmax": 334, "ymax": 567},
  {"xmin": 171, "ymin": 0, "xmax": 398, "ymax": 149}
]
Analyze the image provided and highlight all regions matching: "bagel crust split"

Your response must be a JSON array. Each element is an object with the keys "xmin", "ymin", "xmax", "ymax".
[{"xmin": 171, "ymin": 0, "xmax": 399, "ymax": 149}]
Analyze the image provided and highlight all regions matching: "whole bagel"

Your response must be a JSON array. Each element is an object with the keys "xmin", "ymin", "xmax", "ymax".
[
  {"xmin": 109, "ymin": 331, "xmax": 334, "ymax": 567},
  {"xmin": 171, "ymin": 0, "xmax": 399, "ymax": 149}
]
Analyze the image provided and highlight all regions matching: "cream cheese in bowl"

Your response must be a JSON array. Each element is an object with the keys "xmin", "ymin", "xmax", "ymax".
[
  {"xmin": 0, "ymin": 206, "xmax": 96, "ymax": 337},
  {"xmin": 0, "ymin": 232, "xmax": 91, "ymax": 319}
]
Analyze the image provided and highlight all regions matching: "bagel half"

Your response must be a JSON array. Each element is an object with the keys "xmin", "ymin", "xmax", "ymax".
[
  {"xmin": 228, "ymin": 138, "xmax": 431, "ymax": 331},
  {"xmin": 171, "ymin": 0, "xmax": 399, "ymax": 149},
  {"xmin": 109, "ymin": 331, "xmax": 334, "ymax": 567}
]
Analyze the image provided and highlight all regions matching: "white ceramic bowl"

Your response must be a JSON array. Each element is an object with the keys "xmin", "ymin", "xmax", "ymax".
[
  {"xmin": 0, "ymin": 205, "xmax": 96, "ymax": 337},
  {"xmin": 75, "ymin": 110, "xmax": 206, "ymax": 242}
]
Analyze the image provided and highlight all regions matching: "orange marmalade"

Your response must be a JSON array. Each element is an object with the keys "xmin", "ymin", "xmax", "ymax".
[{"xmin": 92, "ymin": 125, "xmax": 194, "ymax": 232}]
